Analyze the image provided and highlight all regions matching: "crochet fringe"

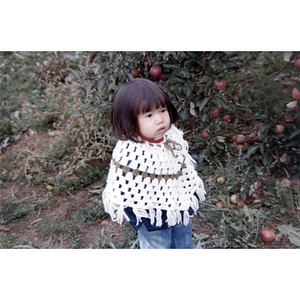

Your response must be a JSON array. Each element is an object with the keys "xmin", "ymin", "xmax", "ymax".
[{"xmin": 102, "ymin": 125, "xmax": 206, "ymax": 228}]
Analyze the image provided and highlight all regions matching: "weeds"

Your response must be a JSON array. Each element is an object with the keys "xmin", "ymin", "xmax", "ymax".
[
  {"xmin": 275, "ymin": 180, "xmax": 300, "ymax": 213},
  {"xmin": 264, "ymin": 179, "xmax": 300, "ymax": 220},
  {"xmin": 0, "ymin": 189, "xmax": 50, "ymax": 225},
  {"xmin": 75, "ymin": 196, "xmax": 107, "ymax": 224},
  {"xmin": 36, "ymin": 216, "xmax": 82, "ymax": 248},
  {"xmin": 93, "ymin": 225, "xmax": 139, "ymax": 249}
]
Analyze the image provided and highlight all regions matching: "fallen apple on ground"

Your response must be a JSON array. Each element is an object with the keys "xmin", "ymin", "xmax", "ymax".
[
  {"xmin": 215, "ymin": 201, "xmax": 224, "ymax": 208},
  {"xmin": 230, "ymin": 194, "xmax": 238, "ymax": 204},
  {"xmin": 294, "ymin": 59, "xmax": 300, "ymax": 69},
  {"xmin": 260, "ymin": 229, "xmax": 275, "ymax": 243},
  {"xmin": 217, "ymin": 176, "xmax": 225, "ymax": 184}
]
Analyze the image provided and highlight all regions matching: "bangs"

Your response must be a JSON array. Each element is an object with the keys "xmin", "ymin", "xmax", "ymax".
[
  {"xmin": 138, "ymin": 94, "xmax": 168, "ymax": 114},
  {"xmin": 128, "ymin": 79, "xmax": 169, "ymax": 115}
]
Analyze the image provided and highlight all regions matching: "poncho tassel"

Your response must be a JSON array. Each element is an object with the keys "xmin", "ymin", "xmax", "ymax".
[
  {"xmin": 166, "ymin": 210, "xmax": 176, "ymax": 227},
  {"xmin": 175, "ymin": 210, "xmax": 182, "ymax": 224},
  {"xmin": 196, "ymin": 187, "xmax": 206, "ymax": 202},
  {"xmin": 191, "ymin": 195, "xmax": 200, "ymax": 213},
  {"xmin": 132, "ymin": 207, "xmax": 143, "ymax": 225},
  {"xmin": 156, "ymin": 209, "xmax": 162, "ymax": 227},
  {"xmin": 149, "ymin": 208, "xmax": 155, "ymax": 225},
  {"xmin": 103, "ymin": 195, "xmax": 118, "ymax": 222},
  {"xmin": 183, "ymin": 210, "xmax": 190, "ymax": 225},
  {"xmin": 116, "ymin": 205, "xmax": 125, "ymax": 224}
]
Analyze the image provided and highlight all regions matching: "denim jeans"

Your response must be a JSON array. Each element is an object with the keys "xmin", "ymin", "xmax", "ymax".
[{"xmin": 137, "ymin": 218, "xmax": 194, "ymax": 249}]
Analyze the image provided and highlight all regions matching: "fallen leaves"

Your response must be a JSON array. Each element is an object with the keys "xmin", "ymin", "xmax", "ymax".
[{"xmin": 277, "ymin": 224, "xmax": 300, "ymax": 247}]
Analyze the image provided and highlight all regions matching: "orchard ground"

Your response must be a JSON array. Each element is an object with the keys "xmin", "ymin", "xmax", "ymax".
[{"xmin": 0, "ymin": 129, "xmax": 297, "ymax": 249}]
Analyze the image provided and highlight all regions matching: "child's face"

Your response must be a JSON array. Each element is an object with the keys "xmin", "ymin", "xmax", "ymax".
[{"xmin": 137, "ymin": 106, "xmax": 171, "ymax": 140}]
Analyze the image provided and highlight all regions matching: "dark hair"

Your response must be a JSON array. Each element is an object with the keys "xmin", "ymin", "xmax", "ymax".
[{"xmin": 110, "ymin": 78, "xmax": 178, "ymax": 142}]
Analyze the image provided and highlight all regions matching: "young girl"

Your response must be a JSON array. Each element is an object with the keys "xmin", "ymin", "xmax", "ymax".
[{"xmin": 102, "ymin": 78, "xmax": 206, "ymax": 249}]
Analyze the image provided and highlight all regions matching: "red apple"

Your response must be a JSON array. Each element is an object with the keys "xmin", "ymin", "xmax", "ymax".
[
  {"xmin": 222, "ymin": 115, "xmax": 231, "ymax": 122},
  {"xmin": 284, "ymin": 115, "xmax": 295, "ymax": 122},
  {"xmin": 236, "ymin": 200, "xmax": 245, "ymax": 209},
  {"xmin": 130, "ymin": 69, "xmax": 140, "ymax": 78},
  {"xmin": 211, "ymin": 107, "xmax": 221, "ymax": 118},
  {"xmin": 201, "ymin": 130, "xmax": 210, "ymax": 139},
  {"xmin": 213, "ymin": 78, "xmax": 226, "ymax": 90},
  {"xmin": 273, "ymin": 124, "xmax": 285, "ymax": 134},
  {"xmin": 294, "ymin": 59, "xmax": 300, "ymax": 69},
  {"xmin": 236, "ymin": 134, "xmax": 246, "ymax": 144},
  {"xmin": 215, "ymin": 201, "xmax": 224, "ymax": 208},
  {"xmin": 150, "ymin": 65, "xmax": 162, "ymax": 78},
  {"xmin": 260, "ymin": 229, "xmax": 275, "ymax": 243},
  {"xmin": 256, "ymin": 122, "xmax": 264, "ymax": 131},
  {"xmin": 292, "ymin": 88, "xmax": 300, "ymax": 100}
]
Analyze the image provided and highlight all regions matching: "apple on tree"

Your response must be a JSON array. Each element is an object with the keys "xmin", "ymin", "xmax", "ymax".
[
  {"xmin": 283, "ymin": 115, "xmax": 295, "ymax": 122},
  {"xmin": 235, "ymin": 134, "xmax": 246, "ymax": 144},
  {"xmin": 201, "ymin": 130, "xmax": 210, "ymax": 139},
  {"xmin": 273, "ymin": 124, "xmax": 284, "ymax": 134},
  {"xmin": 150, "ymin": 64, "xmax": 162, "ymax": 78},
  {"xmin": 256, "ymin": 122, "xmax": 264, "ymax": 131},
  {"xmin": 211, "ymin": 107, "xmax": 221, "ymax": 118},
  {"xmin": 222, "ymin": 115, "xmax": 231, "ymax": 122},
  {"xmin": 292, "ymin": 88, "xmax": 300, "ymax": 100},
  {"xmin": 213, "ymin": 78, "xmax": 226, "ymax": 90},
  {"xmin": 130, "ymin": 69, "xmax": 140, "ymax": 78},
  {"xmin": 294, "ymin": 59, "xmax": 300, "ymax": 69}
]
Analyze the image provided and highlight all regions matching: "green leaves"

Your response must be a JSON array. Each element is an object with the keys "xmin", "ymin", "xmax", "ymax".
[
  {"xmin": 211, "ymin": 96, "xmax": 227, "ymax": 108},
  {"xmin": 247, "ymin": 144, "xmax": 260, "ymax": 158},
  {"xmin": 70, "ymin": 69, "xmax": 81, "ymax": 80},
  {"xmin": 196, "ymin": 97, "xmax": 209, "ymax": 111},
  {"xmin": 277, "ymin": 224, "xmax": 300, "ymax": 247}
]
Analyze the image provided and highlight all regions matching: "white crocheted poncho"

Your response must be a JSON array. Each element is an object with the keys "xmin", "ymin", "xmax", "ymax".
[{"xmin": 102, "ymin": 125, "xmax": 206, "ymax": 227}]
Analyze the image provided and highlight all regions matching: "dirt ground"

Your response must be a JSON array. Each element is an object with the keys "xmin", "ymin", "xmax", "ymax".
[{"xmin": 0, "ymin": 131, "xmax": 296, "ymax": 249}]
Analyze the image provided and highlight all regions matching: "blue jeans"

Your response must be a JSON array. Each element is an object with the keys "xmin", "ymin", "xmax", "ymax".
[{"xmin": 137, "ymin": 218, "xmax": 194, "ymax": 249}]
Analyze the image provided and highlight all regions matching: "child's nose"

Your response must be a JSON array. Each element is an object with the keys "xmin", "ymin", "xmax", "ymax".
[{"xmin": 156, "ymin": 114, "xmax": 164, "ymax": 123}]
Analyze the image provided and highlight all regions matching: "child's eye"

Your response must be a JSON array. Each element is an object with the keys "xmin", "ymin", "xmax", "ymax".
[
  {"xmin": 161, "ymin": 108, "xmax": 167, "ymax": 113},
  {"xmin": 146, "ymin": 114, "xmax": 152, "ymax": 118}
]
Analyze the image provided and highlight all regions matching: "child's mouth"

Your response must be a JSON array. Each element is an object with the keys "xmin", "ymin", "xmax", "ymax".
[{"xmin": 157, "ymin": 127, "xmax": 166, "ymax": 134}]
